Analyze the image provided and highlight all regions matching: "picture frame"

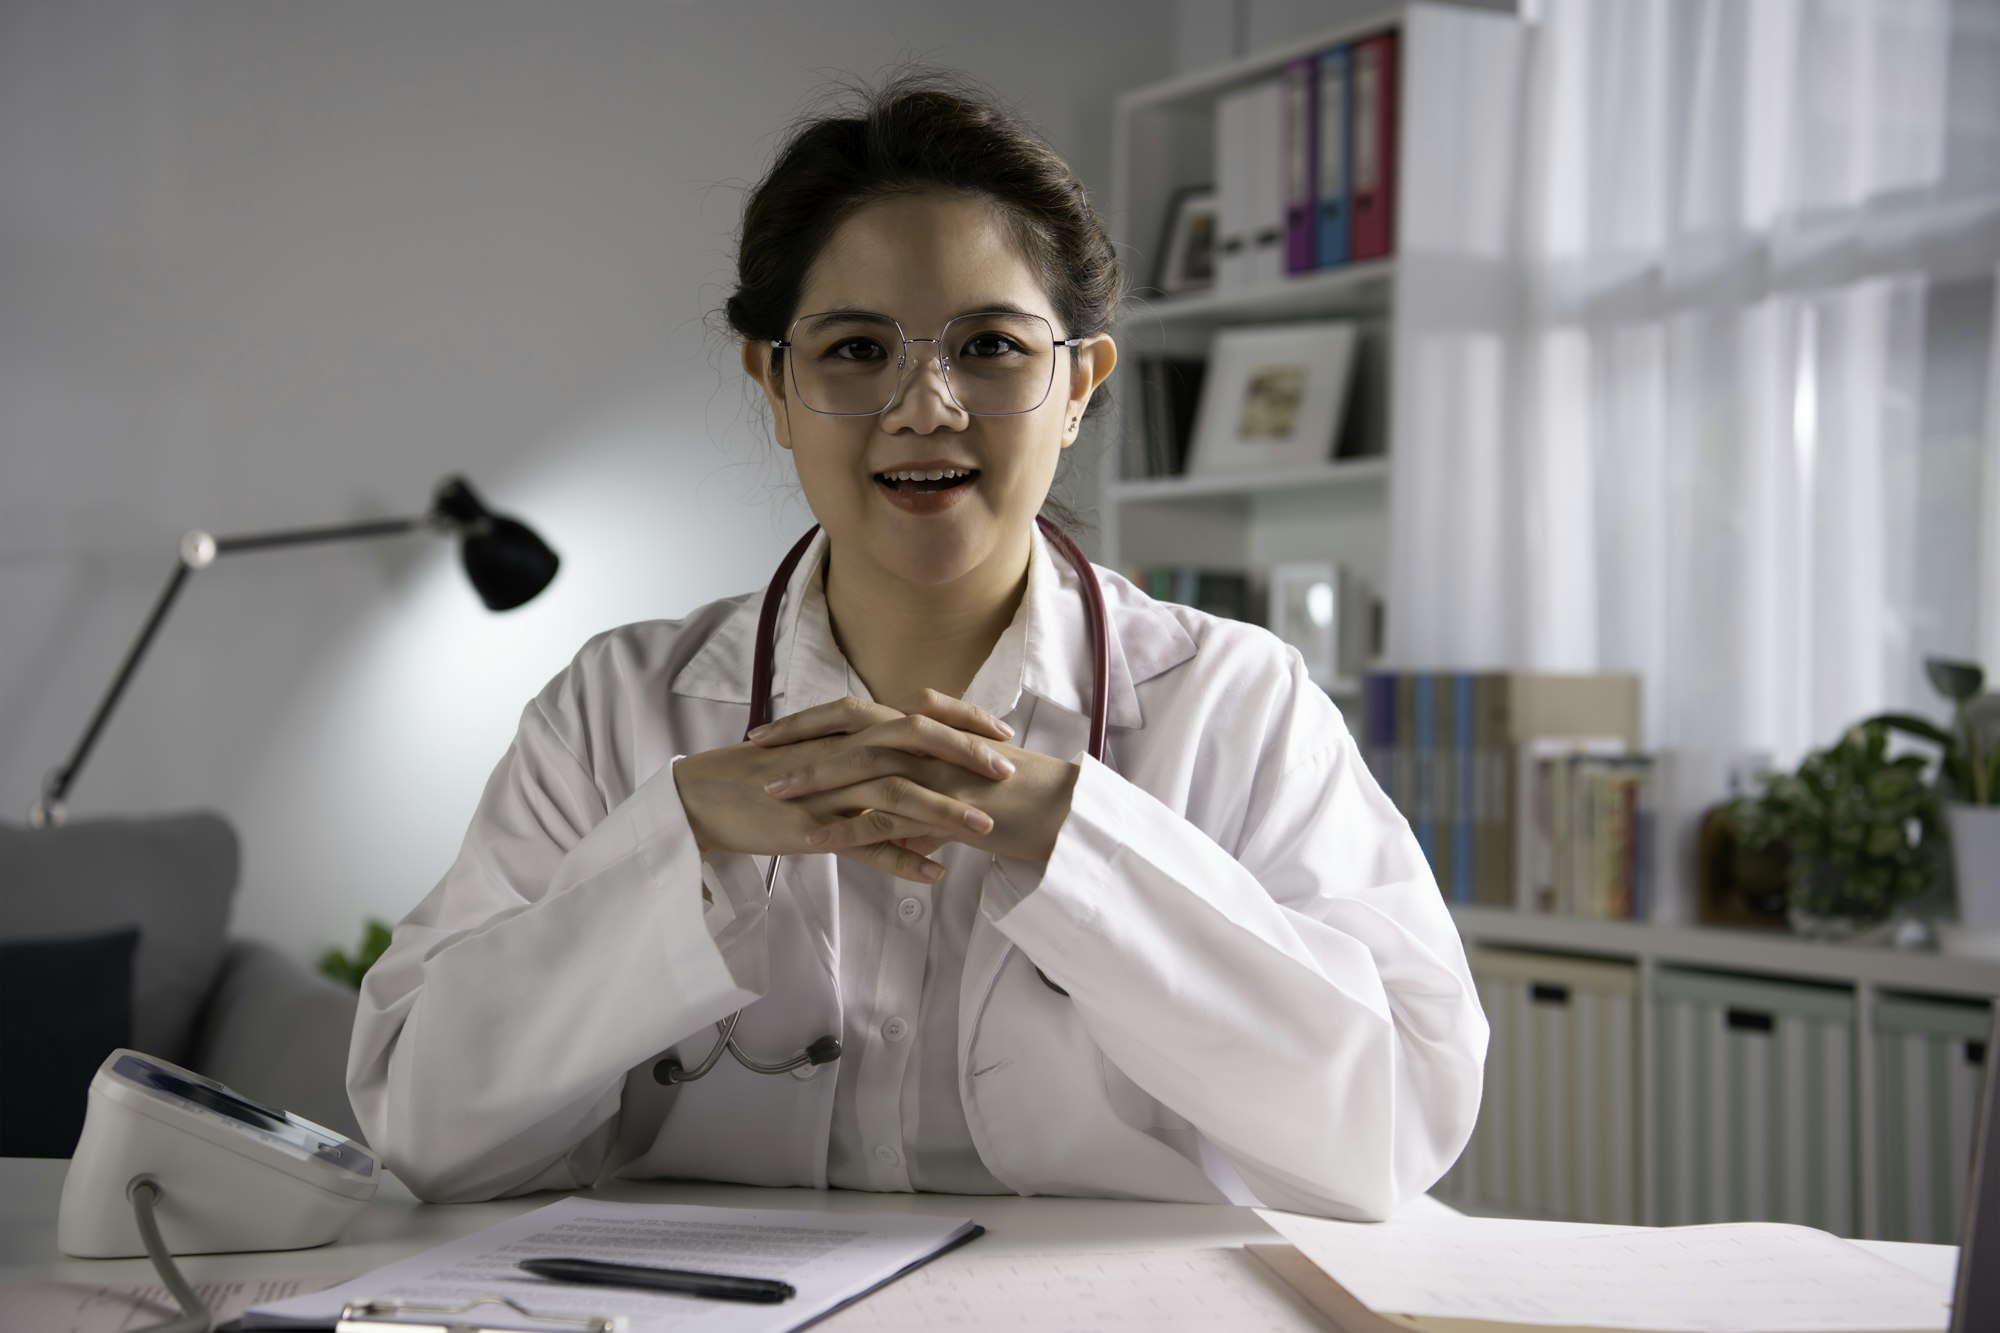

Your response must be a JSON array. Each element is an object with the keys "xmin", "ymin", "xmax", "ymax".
[
  {"xmin": 1184, "ymin": 321, "xmax": 1359, "ymax": 475},
  {"xmin": 1268, "ymin": 561, "xmax": 1340, "ymax": 688},
  {"xmin": 1153, "ymin": 187, "xmax": 1219, "ymax": 295}
]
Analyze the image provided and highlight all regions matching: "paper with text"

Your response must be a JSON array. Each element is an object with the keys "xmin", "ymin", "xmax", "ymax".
[
  {"xmin": 1257, "ymin": 1212, "xmax": 1951, "ymax": 1333},
  {"xmin": 0, "ymin": 1275, "xmax": 343, "ymax": 1333},
  {"xmin": 241, "ymin": 1198, "xmax": 976, "ymax": 1332},
  {"xmin": 813, "ymin": 1248, "xmax": 1330, "ymax": 1331}
]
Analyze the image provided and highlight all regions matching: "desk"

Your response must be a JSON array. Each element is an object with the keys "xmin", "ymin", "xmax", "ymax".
[{"xmin": 0, "ymin": 1156, "xmax": 1962, "ymax": 1308}]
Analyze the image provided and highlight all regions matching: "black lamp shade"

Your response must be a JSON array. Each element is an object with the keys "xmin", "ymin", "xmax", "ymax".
[
  {"xmin": 431, "ymin": 476, "xmax": 559, "ymax": 610},
  {"xmin": 463, "ymin": 515, "xmax": 559, "ymax": 611}
]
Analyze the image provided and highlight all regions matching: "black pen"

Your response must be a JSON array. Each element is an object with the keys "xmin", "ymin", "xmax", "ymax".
[{"xmin": 519, "ymin": 1256, "xmax": 796, "ymax": 1304}]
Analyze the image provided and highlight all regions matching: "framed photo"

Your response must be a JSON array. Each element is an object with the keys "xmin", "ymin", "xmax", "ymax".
[
  {"xmin": 1153, "ymin": 187, "xmax": 1219, "ymax": 294},
  {"xmin": 1268, "ymin": 562, "xmax": 1340, "ymax": 687},
  {"xmin": 1185, "ymin": 321, "xmax": 1358, "ymax": 475}
]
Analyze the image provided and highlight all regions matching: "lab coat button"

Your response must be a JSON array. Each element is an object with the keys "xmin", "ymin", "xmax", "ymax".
[
  {"xmin": 882, "ymin": 1016, "xmax": 909, "ymax": 1042},
  {"xmin": 897, "ymin": 897, "xmax": 924, "ymax": 924},
  {"xmin": 873, "ymin": 1144, "xmax": 901, "ymax": 1167}
]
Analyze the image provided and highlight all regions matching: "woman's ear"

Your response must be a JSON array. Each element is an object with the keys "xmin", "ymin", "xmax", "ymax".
[
  {"xmin": 1062, "ymin": 333, "xmax": 1118, "ymax": 447},
  {"xmin": 741, "ymin": 339, "xmax": 793, "ymax": 451}
]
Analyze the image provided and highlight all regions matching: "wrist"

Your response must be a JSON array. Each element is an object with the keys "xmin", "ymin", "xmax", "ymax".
[{"xmin": 671, "ymin": 753, "xmax": 718, "ymax": 860}]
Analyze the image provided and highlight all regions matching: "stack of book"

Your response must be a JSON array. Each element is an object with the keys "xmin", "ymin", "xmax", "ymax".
[
  {"xmin": 1359, "ymin": 671, "xmax": 1662, "ymax": 919},
  {"xmin": 1123, "ymin": 565, "xmax": 1253, "ymax": 622},
  {"xmin": 1215, "ymin": 28, "xmax": 1399, "ymax": 291},
  {"xmin": 1518, "ymin": 746, "xmax": 1661, "ymax": 920},
  {"xmin": 1124, "ymin": 357, "xmax": 1207, "ymax": 479}
]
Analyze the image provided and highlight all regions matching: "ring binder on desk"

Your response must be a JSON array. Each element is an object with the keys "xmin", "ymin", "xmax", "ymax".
[{"xmin": 336, "ymin": 1296, "xmax": 615, "ymax": 1333}]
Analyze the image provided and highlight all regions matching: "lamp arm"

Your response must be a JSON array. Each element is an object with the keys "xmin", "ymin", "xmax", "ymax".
[
  {"xmin": 212, "ymin": 515, "xmax": 424, "ymax": 556},
  {"xmin": 35, "ymin": 558, "xmax": 195, "ymax": 826},
  {"xmin": 30, "ymin": 514, "xmax": 427, "ymax": 827}
]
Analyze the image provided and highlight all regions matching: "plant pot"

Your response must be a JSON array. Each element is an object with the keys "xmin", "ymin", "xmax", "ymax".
[
  {"xmin": 1947, "ymin": 803, "xmax": 2000, "ymax": 926},
  {"xmin": 1784, "ymin": 857, "xmax": 1898, "ymax": 943}
]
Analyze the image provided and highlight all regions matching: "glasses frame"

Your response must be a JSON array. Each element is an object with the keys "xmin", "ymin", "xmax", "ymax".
[{"xmin": 771, "ymin": 310, "xmax": 1085, "ymax": 418}]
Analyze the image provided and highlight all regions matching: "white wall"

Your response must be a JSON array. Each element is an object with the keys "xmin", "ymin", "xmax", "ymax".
[{"xmin": 0, "ymin": 1, "xmax": 1174, "ymax": 963}]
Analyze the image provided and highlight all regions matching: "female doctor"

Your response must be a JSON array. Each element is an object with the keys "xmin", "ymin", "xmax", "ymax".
[{"xmin": 347, "ymin": 72, "xmax": 1488, "ymax": 1220}]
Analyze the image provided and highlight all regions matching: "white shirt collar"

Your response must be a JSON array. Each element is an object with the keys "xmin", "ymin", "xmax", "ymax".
[{"xmin": 670, "ymin": 522, "xmax": 1196, "ymax": 731}]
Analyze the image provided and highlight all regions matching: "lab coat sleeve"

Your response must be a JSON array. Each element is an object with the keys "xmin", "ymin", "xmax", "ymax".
[
  {"xmin": 346, "ymin": 690, "xmax": 769, "ymax": 1203},
  {"xmin": 984, "ymin": 648, "xmax": 1488, "ymax": 1222}
]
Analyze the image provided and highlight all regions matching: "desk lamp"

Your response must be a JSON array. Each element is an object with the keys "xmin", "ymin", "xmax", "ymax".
[{"xmin": 27, "ymin": 475, "xmax": 558, "ymax": 828}]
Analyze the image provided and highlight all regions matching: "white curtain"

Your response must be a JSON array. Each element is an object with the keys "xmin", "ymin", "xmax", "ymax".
[{"xmin": 1390, "ymin": 0, "xmax": 2000, "ymax": 782}]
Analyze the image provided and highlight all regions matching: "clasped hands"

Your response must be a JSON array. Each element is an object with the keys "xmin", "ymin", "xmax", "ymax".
[{"xmin": 674, "ymin": 691, "xmax": 1079, "ymax": 883}]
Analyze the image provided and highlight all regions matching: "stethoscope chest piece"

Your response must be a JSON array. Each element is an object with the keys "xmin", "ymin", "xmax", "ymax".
[{"xmin": 653, "ymin": 1030, "xmax": 843, "ymax": 1087}]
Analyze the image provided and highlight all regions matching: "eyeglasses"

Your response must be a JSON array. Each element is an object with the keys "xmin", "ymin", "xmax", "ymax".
[{"xmin": 772, "ymin": 310, "xmax": 1083, "ymax": 417}]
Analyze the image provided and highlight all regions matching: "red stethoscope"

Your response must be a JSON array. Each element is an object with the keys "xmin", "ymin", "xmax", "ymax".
[{"xmin": 653, "ymin": 516, "xmax": 1107, "ymax": 1086}]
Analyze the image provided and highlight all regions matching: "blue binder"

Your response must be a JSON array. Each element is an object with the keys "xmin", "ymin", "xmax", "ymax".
[{"xmin": 1315, "ymin": 46, "xmax": 1352, "ymax": 267}]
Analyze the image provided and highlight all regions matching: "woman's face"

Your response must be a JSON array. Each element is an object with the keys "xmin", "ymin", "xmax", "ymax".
[{"xmin": 742, "ymin": 190, "xmax": 1115, "ymax": 591}]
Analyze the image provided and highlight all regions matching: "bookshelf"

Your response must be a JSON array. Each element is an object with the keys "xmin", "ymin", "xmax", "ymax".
[
  {"xmin": 1107, "ymin": 456, "xmax": 1388, "ymax": 504},
  {"xmin": 1129, "ymin": 258, "xmax": 1397, "ymax": 327},
  {"xmin": 1099, "ymin": 2, "xmax": 1489, "ymax": 697},
  {"xmin": 1103, "ymin": 3, "xmax": 2000, "ymax": 1246}
]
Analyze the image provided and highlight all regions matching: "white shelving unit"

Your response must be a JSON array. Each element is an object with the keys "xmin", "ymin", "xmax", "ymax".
[
  {"xmin": 1102, "ymin": 4, "xmax": 2000, "ymax": 1245},
  {"xmin": 1099, "ymin": 3, "xmax": 1500, "ymax": 699},
  {"xmin": 1445, "ymin": 904, "xmax": 2000, "ymax": 1243}
]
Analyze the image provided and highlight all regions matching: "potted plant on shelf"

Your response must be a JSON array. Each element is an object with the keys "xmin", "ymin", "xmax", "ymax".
[
  {"xmin": 1728, "ymin": 721, "xmax": 1944, "ymax": 942},
  {"xmin": 1863, "ymin": 657, "xmax": 2000, "ymax": 940}
]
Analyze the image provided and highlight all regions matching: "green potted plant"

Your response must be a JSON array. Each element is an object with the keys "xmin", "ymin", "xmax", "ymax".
[
  {"xmin": 1728, "ymin": 721, "xmax": 1944, "ymax": 941},
  {"xmin": 1863, "ymin": 656, "xmax": 2000, "ymax": 938},
  {"xmin": 319, "ymin": 917, "xmax": 395, "ymax": 990}
]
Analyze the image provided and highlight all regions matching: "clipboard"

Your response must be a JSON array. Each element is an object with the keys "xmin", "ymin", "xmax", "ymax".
[{"xmin": 221, "ymin": 1220, "xmax": 986, "ymax": 1333}]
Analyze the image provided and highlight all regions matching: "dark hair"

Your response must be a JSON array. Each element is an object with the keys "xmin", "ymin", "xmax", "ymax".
[{"xmin": 722, "ymin": 67, "xmax": 1122, "ymax": 533}]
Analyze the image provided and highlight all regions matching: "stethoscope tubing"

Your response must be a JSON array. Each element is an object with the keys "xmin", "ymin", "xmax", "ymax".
[{"xmin": 654, "ymin": 518, "xmax": 1106, "ymax": 1087}]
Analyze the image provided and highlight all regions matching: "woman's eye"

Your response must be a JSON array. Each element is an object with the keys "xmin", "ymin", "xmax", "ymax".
[
  {"xmin": 962, "ymin": 333, "xmax": 1023, "ymax": 358},
  {"xmin": 828, "ymin": 338, "xmax": 888, "ymax": 362}
]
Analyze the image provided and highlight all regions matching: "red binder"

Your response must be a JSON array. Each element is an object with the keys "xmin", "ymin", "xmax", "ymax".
[{"xmin": 1350, "ymin": 30, "xmax": 1398, "ymax": 261}]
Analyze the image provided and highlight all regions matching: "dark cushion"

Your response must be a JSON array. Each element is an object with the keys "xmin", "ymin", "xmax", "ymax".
[
  {"xmin": 0, "ymin": 927, "xmax": 139, "ymax": 1156},
  {"xmin": 0, "ymin": 813, "xmax": 238, "ymax": 1066}
]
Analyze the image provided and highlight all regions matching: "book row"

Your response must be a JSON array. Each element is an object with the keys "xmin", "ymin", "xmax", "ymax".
[{"xmin": 1358, "ymin": 671, "xmax": 1661, "ymax": 920}]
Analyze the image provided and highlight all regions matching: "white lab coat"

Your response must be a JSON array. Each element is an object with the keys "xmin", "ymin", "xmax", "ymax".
[{"xmin": 347, "ymin": 524, "xmax": 1488, "ymax": 1218}]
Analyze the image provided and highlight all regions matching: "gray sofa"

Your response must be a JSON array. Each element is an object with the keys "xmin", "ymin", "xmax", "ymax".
[{"xmin": 0, "ymin": 812, "xmax": 362, "ymax": 1156}]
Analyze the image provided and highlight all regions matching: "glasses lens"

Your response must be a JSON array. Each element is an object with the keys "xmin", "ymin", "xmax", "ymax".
[
  {"xmin": 784, "ymin": 311, "xmax": 1059, "ymax": 416},
  {"xmin": 786, "ymin": 312, "xmax": 904, "ymax": 416},
  {"xmin": 940, "ymin": 312, "xmax": 1058, "ymax": 416}
]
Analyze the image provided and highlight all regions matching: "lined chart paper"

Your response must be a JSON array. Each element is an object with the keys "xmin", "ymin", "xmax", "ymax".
[
  {"xmin": 815, "ymin": 1248, "xmax": 1331, "ymax": 1332},
  {"xmin": 1258, "ymin": 1211, "xmax": 1952, "ymax": 1333},
  {"xmin": 0, "ymin": 1275, "xmax": 345, "ymax": 1333}
]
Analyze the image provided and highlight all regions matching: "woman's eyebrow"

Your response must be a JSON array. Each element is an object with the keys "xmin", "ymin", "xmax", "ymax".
[
  {"xmin": 801, "ymin": 301, "xmax": 1042, "ymax": 332},
  {"xmin": 799, "ymin": 307, "xmax": 899, "ymax": 333}
]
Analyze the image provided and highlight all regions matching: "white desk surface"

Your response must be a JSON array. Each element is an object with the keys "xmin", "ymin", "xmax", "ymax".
[{"xmin": 0, "ymin": 1155, "xmax": 1961, "ymax": 1295}]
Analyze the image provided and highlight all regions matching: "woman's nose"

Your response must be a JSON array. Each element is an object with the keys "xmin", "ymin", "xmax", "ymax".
[{"xmin": 879, "ymin": 342, "xmax": 968, "ymax": 431}]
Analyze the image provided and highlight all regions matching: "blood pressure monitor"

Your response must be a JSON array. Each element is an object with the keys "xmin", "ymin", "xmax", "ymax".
[{"xmin": 58, "ymin": 1049, "xmax": 379, "ymax": 1257}]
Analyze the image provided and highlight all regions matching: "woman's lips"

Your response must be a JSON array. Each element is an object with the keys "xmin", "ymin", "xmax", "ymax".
[{"xmin": 874, "ymin": 470, "xmax": 978, "ymax": 515}]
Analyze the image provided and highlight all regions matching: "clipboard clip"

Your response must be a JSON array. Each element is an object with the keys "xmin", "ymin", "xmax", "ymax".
[{"xmin": 336, "ymin": 1296, "xmax": 618, "ymax": 1333}]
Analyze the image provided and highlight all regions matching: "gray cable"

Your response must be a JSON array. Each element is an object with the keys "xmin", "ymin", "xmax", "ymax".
[{"xmin": 126, "ymin": 1176, "xmax": 212, "ymax": 1333}]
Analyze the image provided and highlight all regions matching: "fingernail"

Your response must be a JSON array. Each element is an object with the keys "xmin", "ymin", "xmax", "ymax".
[
  {"xmin": 994, "ymin": 718, "xmax": 1016, "ymax": 738},
  {"xmin": 922, "ymin": 861, "xmax": 945, "ymax": 881},
  {"xmin": 807, "ymin": 827, "xmax": 831, "ymax": 847},
  {"xmin": 747, "ymin": 724, "xmax": 773, "ymax": 742},
  {"xmin": 965, "ymin": 809, "xmax": 994, "ymax": 834},
  {"xmin": 990, "ymin": 754, "xmax": 1016, "ymax": 778},
  {"xmin": 764, "ymin": 775, "xmax": 792, "ymax": 795}
]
